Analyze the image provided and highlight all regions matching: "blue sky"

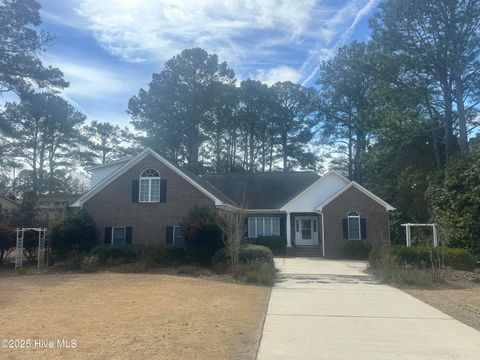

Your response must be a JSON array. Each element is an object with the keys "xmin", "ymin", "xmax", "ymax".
[{"xmin": 34, "ymin": 0, "xmax": 379, "ymax": 126}]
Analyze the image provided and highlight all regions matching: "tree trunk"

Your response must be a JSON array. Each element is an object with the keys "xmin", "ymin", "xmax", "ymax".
[
  {"xmin": 354, "ymin": 129, "xmax": 366, "ymax": 183},
  {"xmin": 249, "ymin": 129, "xmax": 255, "ymax": 172},
  {"xmin": 281, "ymin": 131, "xmax": 288, "ymax": 172},
  {"xmin": 431, "ymin": 129, "xmax": 442, "ymax": 173},
  {"xmin": 453, "ymin": 70, "xmax": 468, "ymax": 151},
  {"xmin": 444, "ymin": 88, "xmax": 454, "ymax": 161},
  {"xmin": 188, "ymin": 125, "xmax": 200, "ymax": 173},
  {"xmin": 348, "ymin": 125, "xmax": 353, "ymax": 180}
]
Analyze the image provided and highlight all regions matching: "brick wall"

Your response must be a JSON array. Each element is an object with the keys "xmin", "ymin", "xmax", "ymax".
[
  {"xmin": 323, "ymin": 186, "xmax": 390, "ymax": 258},
  {"xmin": 83, "ymin": 154, "xmax": 215, "ymax": 245}
]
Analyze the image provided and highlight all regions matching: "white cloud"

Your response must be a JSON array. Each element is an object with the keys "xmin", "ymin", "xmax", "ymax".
[
  {"xmin": 45, "ymin": 55, "xmax": 138, "ymax": 100},
  {"xmin": 40, "ymin": 55, "xmax": 144, "ymax": 125},
  {"xmin": 253, "ymin": 66, "xmax": 302, "ymax": 85},
  {"xmin": 42, "ymin": 0, "xmax": 380, "ymax": 102},
  {"xmin": 75, "ymin": 0, "xmax": 316, "ymax": 68}
]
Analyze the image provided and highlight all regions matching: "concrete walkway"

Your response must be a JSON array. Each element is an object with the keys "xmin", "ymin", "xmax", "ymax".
[{"xmin": 257, "ymin": 258, "xmax": 480, "ymax": 360}]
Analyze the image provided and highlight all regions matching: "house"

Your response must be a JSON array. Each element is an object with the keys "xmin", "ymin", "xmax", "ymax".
[
  {"xmin": 0, "ymin": 193, "xmax": 19, "ymax": 218},
  {"xmin": 71, "ymin": 148, "xmax": 394, "ymax": 258},
  {"xmin": 35, "ymin": 193, "xmax": 78, "ymax": 224}
]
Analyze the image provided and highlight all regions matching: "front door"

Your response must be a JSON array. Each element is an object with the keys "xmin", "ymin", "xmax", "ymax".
[{"xmin": 295, "ymin": 216, "xmax": 319, "ymax": 246}]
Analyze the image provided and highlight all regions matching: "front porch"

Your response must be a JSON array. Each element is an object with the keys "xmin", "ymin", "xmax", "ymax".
[{"xmin": 286, "ymin": 212, "xmax": 324, "ymax": 257}]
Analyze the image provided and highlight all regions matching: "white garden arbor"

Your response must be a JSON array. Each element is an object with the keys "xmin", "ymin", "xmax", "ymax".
[
  {"xmin": 15, "ymin": 228, "xmax": 47, "ymax": 270},
  {"xmin": 401, "ymin": 223, "xmax": 438, "ymax": 247}
]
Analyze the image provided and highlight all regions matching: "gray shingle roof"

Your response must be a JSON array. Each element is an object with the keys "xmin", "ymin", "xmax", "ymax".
[{"xmin": 202, "ymin": 172, "xmax": 320, "ymax": 209}]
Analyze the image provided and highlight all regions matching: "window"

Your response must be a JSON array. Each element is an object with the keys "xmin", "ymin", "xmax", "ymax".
[
  {"xmin": 248, "ymin": 217, "xmax": 281, "ymax": 238},
  {"xmin": 139, "ymin": 168, "xmax": 160, "ymax": 202},
  {"xmin": 173, "ymin": 226, "xmax": 184, "ymax": 246},
  {"xmin": 347, "ymin": 212, "xmax": 361, "ymax": 240},
  {"xmin": 112, "ymin": 226, "xmax": 126, "ymax": 245}
]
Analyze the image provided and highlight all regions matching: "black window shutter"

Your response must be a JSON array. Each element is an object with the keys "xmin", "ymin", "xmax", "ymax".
[
  {"xmin": 342, "ymin": 219, "xmax": 348, "ymax": 240},
  {"xmin": 360, "ymin": 218, "xmax": 367, "ymax": 240},
  {"xmin": 104, "ymin": 227, "xmax": 112, "ymax": 244},
  {"xmin": 160, "ymin": 179, "xmax": 167, "ymax": 203},
  {"xmin": 126, "ymin": 226, "xmax": 133, "ymax": 244},
  {"xmin": 132, "ymin": 180, "xmax": 139, "ymax": 202},
  {"xmin": 166, "ymin": 226, "xmax": 173, "ymax": 244}
]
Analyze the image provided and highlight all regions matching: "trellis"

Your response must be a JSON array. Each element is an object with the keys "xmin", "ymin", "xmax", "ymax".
[
  {"xmin": 401, "ymin": 223, "xmax": 438, "ymax": 247},
  {"xmin": 15, "ymin": 228, "xmax": 47, "ymax": 270}
]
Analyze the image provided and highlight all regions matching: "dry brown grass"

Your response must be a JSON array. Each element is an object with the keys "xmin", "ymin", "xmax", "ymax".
[
  {"xmin": 405, "ymin": 284, "xmax": 480, "ymax": 332},
  {"xmin": 0, "ymin": 273, "xmax": 270, "ymax": 360}
]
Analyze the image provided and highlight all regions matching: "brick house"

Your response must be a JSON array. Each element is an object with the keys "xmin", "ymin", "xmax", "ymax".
[{"xmin": 72, "ymin": 148, "xmax": 394, "ymax": 258}]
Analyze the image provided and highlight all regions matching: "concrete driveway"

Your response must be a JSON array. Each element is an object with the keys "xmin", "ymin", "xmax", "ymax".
[{"xmin": 257, "ymin": 258, "xmax": 480, "ymax": 360}]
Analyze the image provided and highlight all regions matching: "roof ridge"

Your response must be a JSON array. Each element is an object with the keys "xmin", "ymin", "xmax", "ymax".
[{"xmin": 204, "ymin": 171, "xmax": 319, "ymax": 175}]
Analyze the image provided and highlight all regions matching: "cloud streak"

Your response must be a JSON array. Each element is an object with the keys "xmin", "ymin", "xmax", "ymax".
[
  {"xmin": 301, "ymin": 0, "xmax": 380, "ymax": 85},
  {"xmin": 70, "ymin": 0, "xmax": 377, "ymax": 86}
]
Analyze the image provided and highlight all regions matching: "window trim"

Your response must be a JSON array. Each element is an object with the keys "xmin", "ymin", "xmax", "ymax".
[
  {"xmin": 111, "ymin": 226, "xmax": 126, "ymax": 245},
  {"xmin": 347, "ymin": 212, "xmax": 361, "ymax": 241},
  {"xmin": 139, "ymin": 168, "xmax": 161, "ymax": 203},
  {"xmin": 173, "ymin": 226, "xmax": 184, "ymax": 245},
  {"xmin": 248, "ymin": 217, "xmax": 281, "ymax": 238}
]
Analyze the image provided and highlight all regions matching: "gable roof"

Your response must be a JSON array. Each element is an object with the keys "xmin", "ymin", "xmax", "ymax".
[
  {"xmin": 202, "ymin": 172, "xmax": 320, "ymax": 209},
  {"xmin": 0, "ymin": 194, "xmax": 19, "ymax": 206},
  {"xmin": 278, "ymin": 170, "xmax": 350, "ymax": 211},
  {"xmin": 72, "ymin": 147, "xmax": 394, "ymax": 212},
  {"xmin": 72, "ymin": 148, "xmax": 235, "ymax": 207},
  {"xmin": 85, "ymin": 156, "xmax": 131, "ymax": 171},
  {"xmin": 315, "ymin": 181, "xmax": 395, "ymax": 212}
]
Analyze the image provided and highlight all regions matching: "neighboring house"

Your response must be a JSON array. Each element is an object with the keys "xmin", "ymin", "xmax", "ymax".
[
  {"xmin": 0, "ymin": 194, "xmax": 19, "ymax": 218},
  {"xmin": 35, "ymin": 194, "xmax": 78, "ymax": 224},
  {"xmin": 72, "ymin": 148, "xmax": 395, "ymax": 258}
]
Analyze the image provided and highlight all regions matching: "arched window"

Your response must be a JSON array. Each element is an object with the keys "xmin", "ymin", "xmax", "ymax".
[
  {"xmin": 347, "ymin": 211, "xmax": 361, "ymax": 240},
  {"xmin": 139, "ymin": 169, "xmax": 160, "ymax": 202}
]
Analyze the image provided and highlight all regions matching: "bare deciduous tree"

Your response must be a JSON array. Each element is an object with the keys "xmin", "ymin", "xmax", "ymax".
[{"xmin": 216, "ymin": 208, "xmax": 245, "ymax": 274}]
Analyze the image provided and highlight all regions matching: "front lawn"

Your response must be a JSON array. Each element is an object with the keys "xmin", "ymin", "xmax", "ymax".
[
  {"xmin": 403, "ymin": 270, "xmax": 480, "ymax": 331},
  {"xmin": 0, "ymin": 273, "xmax": 270, "ymax": 359}
]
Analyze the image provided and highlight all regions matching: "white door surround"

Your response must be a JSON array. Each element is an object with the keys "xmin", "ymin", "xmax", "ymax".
[{"xmin": 294, "ymin": 216, "xmax": 319, "ymax": 246}]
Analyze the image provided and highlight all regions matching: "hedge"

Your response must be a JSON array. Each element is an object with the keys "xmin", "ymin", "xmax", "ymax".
[
  {"xmin": 212, "ymin": 245, "xmax": 275, "ymax": 285},
  {"xmin": 89, "ymin": 245, "xmax": 187, "ymax": 266},
  {"xmin": 139, "ymin": 245, "xmax": 187, "ymax": 265},
  {"xmin": 370, "ymin": 245, "xmax": 477, "ymax": 271},
  {"xmin": 90, "ymin": 245, "xmax": 138, "ymax": 264},
  {"xmin": 212, "ymin": 244, "xmax": 274, "ymax": 266},
  {"xmin": 343, "ymin": 241, "xmax": 371, "ymax": 260},
  {"xmin": 255, "ymin": 236, "xmax": 286, "ymax": 255}
]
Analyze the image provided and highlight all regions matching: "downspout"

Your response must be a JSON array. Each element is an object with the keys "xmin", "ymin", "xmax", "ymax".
[
  {"xmin": 321, "ymin": 213, "xmax": 326, "ymax": 258},
  {"xmin": 315, "ymin": 210, "xmax": 326, "ymax": 258}
]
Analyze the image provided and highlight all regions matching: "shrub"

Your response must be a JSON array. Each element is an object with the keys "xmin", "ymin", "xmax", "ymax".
[
  {"xmin": 255, "ymin": 236, "xmax": 286, "ymax": 255},
  {"xmin": 343, "ymin": 241, "xmax": 371, "ymax": 260},
  {"xmin": 236, "ymin": 261, "xmax": 276, "ymax": 285},
  {"xmin": 212, "ymin": 244, "xmax": 274, "ymax": 267},
  {"xmin": 441, "ymin": 248, "xmax": 477, "ymax": 271},
  {"xmin": 390, "ymin": 245, "xmax": 431, "ymax": 268},
  {"xmin": 369, "ymin": 245, "xmax": 478, "ymax": 287},
  {"xmin": 51, "ymin": 210, "xmax": 96, "ymax": 258},
  {"xmin": 0, "ymin": 224, "xmax": 15, "ymax": 265},
  {"xmin": 368, "ymin": 247, "xmax": 437, "ymax": 286},
  {"xmin": 64, "ymin": 250, "xmax": 87, "ymax": 270},
  {"xmin": 90, "ymin": 245, "xmax": 138, "ymax": 264},
  {"xmin": 181, "ymin": 207, "xmax": 223, "ymax": 265},
  {"xmin": 82, "ymin": 254, "xmax": 99, "ymax": 272},
  {"xmin": 140, "ymin": 245, "xmax": 187, "ymax": 266},
  {"xmin": 386, "ymin": 245, "xmax": 477, "ymax": 271}
]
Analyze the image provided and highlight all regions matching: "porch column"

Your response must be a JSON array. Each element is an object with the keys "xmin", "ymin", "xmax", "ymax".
[{"xmin": 286, "ymin": 212, "xmax": 292, "ymax": 247}]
